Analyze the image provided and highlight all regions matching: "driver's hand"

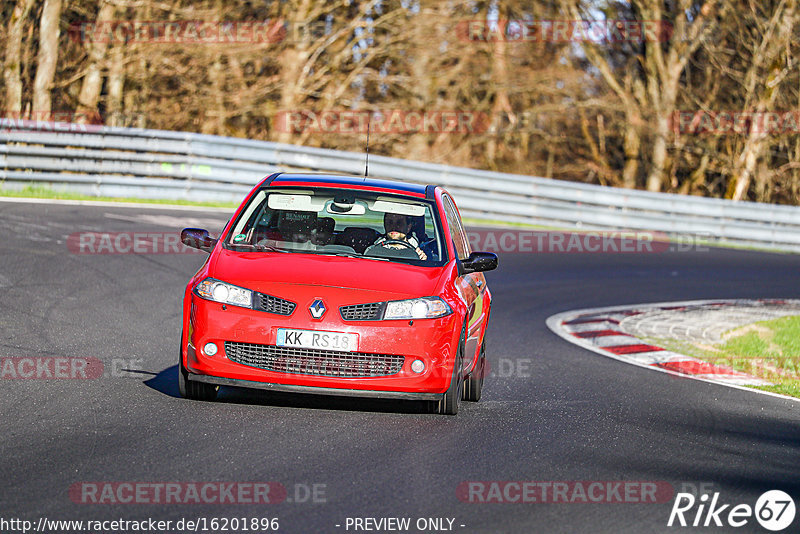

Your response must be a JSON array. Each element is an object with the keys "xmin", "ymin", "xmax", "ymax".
[{"xmin": 415, "ymin": 247, "xmax": 427, "ymax": 260}]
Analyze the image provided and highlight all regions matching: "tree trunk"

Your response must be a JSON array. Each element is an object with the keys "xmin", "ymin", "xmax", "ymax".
[
  {"xmin": 645, "ymin": 65, "xmax": 681, "ymax": 192},
  {"xmin": 621, "ymin": 116, "xmax": 641, "ymax": 188},
  {"xmin": 646, "ymin": 115, "xmax": 670, "ymax": 191},
  {"xmin": 275, "ymin": 0, "xmax": 313, "ymax": 144},
  {"xmin": 106, "ymin": 42, "xmax": 125, "ymax": 126},
  {"xmin": 487, "ymin": 7, "xmax": 515, "ymax": 169},
  {"xmin": 3, "ymin": 0, "xmax": 37, "ymax": 114},
  {"xmin": 76, "ymin": 0, "xmax": 115, "ymax": 123},
  {"xmin": 32, "ymin": 0, "xmax": 62, "ymax": 116},
  {"xmin": 728, "ymin": 0, "xmax": 795, "ymax": 201},
  {"xmin": 731, "ymin": 137, "xmax": 764, "ymax": 200},
  {"xmin": 406, "ymin": 6, "xmax": 437, "ymax": 162},
  {"xmin": 202, "ymin": 56, "xmax": 226, "ymax": 135}
]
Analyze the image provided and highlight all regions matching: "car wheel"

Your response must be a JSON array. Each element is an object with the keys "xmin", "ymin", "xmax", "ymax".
[
  {"xmin": 436, "ymin": 324, "xmax": 465, "ymax": 415},
  {"xmin": 178, "ymin": 339, "xmax": 218, "ymax": 401},
  {"xmin": 462, "ymin": 340, "xmax": 485, "ymax": 402}
]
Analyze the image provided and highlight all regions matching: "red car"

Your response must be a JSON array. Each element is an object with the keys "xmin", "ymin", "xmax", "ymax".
[{"xmin": 178, "ymin": 173, "xmax": 497, "ymax": 414}]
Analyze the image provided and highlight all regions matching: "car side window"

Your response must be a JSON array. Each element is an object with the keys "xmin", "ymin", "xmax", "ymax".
[{"xmin": 442, "ymin": 194, "xmax": 471, "ymax": 261}]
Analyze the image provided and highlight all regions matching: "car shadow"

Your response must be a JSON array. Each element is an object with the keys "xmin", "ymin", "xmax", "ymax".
[
  {"xmin": 142, "ymin": 365, "xmax": 182, "ymax": 398},
  {"xmin": 144, "ymin": 365, "xmax": 434, "ymax": 414}
]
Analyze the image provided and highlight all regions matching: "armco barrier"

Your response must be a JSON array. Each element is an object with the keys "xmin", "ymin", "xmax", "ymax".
[{"xmin": 2, "ymin": 119, "xmax": 799, "ymax": 251}]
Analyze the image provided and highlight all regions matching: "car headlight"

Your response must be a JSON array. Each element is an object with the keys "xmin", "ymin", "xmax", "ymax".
[
  {"xmin": 383, "ymin": 297, "xmax": 451, "ymax": 320},
  {"xmin": 194, "ymin": 278, "xmax": 253, "ymax": 308}
]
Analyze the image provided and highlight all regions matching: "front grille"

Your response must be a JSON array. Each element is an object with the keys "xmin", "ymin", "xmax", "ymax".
[
  {"xmin": 340, "ymin": 302, "xmax": 384, "ymax": 321},
  {"xmin": 225, "ymin": 341, "xmax": 404, "ymax": 378},
  {"xmin": 256, "ymin": 293, "xmax": 296, "ymax": 316}
]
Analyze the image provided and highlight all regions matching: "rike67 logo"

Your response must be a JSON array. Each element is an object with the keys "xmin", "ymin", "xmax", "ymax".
[{"xmin": 668, "ymin": 490, "xmax": 796, "ymax": 531}]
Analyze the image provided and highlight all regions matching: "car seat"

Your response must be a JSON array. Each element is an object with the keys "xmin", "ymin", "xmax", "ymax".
[{"xmin": 335, "ymin": 227, "xmax": 380, "ymax": 254}]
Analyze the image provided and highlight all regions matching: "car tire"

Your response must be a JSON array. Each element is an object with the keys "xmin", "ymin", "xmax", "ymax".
[
  {"xmin": 178, "ymin": 339, "xmax": 218, "ymax": 401},
  {"xmin": 436, "ymin": 324, "xmax": 465, "ymax": 415},
  {"xmin": 462, "ymin": 340, "xmax": 485, "ymax": 402}
]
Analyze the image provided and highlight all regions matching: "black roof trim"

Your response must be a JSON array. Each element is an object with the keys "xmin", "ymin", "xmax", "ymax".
[{"xmin": 425, "ymin": 184, "xmax": 437, "ymax": 200}]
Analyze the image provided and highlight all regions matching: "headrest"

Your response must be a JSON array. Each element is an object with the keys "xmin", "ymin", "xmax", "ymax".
[
  {"xmin": 317, "ymin": 217, "xmax": 335, "ymax": 233},
  {"xmin": 278, "ymin": 210, "xmax": 318, "ymax": 235}
]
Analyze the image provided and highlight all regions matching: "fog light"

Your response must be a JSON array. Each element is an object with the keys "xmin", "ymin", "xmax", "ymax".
[
  {"xmin": 203, "ymin": 342, "xmax": 218, "ymax": 356},
  {"xmin": 411, "ymin": 359, "xmax": 425, "ymax": 373}
]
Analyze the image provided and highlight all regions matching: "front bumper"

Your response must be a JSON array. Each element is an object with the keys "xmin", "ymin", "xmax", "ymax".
[
  {"xmin": 187, "ymin": 372, "xmax": 441, "ymax": 400},
  {"xmin": 185, "ymin": 294, "xmax": 461, "ymax": 396}
]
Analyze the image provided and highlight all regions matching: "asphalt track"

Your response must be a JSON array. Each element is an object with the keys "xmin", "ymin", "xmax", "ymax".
[{"xmin": 1, "ymin": 199, "xmax": 799, "ymax": 534}]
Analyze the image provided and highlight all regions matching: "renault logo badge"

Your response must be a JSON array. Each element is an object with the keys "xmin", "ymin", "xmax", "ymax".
[{"xmin": 309, "ymin": 299, "xmax": 326, "ymax": 319}]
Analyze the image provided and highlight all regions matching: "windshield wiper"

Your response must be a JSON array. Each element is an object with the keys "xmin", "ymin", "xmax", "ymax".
[
  {"xmin": 316, "ymin": 251, "xmax": 390, "ymax": 261},
  {"xmin": 254, "ymin": 244, "xmax": 290, "ymax": 252},
  {"xmin": 226, "ymin": 243, "xmax": 289, "ymax": 253}
]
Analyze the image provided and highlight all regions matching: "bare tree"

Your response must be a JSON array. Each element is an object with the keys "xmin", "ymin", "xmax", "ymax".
[
  {"xmin": 4, "ymin": 0, "xmax": 799, "ymax": 205},
  {"xmin": 3, "ymin": 0, "xmax": 37, "ymax": 114},
  {"xmin": 31, "ymin": 0, "xmax": 62, "ymax": 115},
  {"xmin": 75, "ymin": 0, "xmax": 116, "ymax": 122},
  {"xmin": 640, "ymin": 0, "xmax": 724, "ymax": 192},
  {"xmin": 565, "ymin": 0, "xmax": 724, "ymax": 191},
  {"xmin": 105, "ymin": 41, "xmax": 125, "ymax": 126},
  {"xmin": 726, "ymin": 0, "xmax": 796, "ymax": 200}
]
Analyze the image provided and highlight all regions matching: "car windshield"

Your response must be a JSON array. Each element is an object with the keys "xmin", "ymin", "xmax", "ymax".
[{"xmin": 224, "ymin": 187, "xmax": 447, "ymax": 266}]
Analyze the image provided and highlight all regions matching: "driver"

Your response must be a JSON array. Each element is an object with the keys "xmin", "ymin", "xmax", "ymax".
[{"xmin": 374, "ymin": 212, "xmax": 427, "ymax": 260}]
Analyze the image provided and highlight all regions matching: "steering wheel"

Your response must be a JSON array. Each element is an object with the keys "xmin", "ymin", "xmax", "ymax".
[{"xmin": 380, "ymin": 239, "xmax": 417, "ymax": 251}]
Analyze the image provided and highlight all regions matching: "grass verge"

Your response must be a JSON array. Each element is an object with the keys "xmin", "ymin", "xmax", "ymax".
[
  {"xmin": 0, "ymin": 184, "xmax": 238, "ymax": 208},
  {"xmin": 643, "ymin": 315, "xmax": 800, "ymax": 398}
]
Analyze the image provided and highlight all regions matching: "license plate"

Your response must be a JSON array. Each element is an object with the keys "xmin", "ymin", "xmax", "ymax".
[{"xmin": 276, "ymin": 328, "xmax": 358, "ymax": 352}]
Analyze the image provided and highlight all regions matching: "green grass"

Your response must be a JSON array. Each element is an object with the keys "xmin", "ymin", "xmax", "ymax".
[
  {"xmin": 461, "ymin": 217, "xmax": 556, "ymax": 230},
  {"xmin": 644, "ymin": 315, "xmax": 800, "ymax": 399},
  {"xmin": 0, "ymin": 184, "xmax": 238, "ymax": 208},
  {"xmin": 750, "ymin": 382, "xmax": 800, "ymax": 397}
]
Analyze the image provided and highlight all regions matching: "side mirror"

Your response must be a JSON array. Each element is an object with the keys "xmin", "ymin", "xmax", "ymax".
[
  {"xmin": 461, "ymin": 251, "xmax": 498, "ymax": 274},
  {"xmin": 181, "ymin": 228, "xmax": 217, "ymax": 253}
]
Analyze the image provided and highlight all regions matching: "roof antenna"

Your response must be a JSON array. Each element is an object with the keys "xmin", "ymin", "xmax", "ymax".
[{"xmin": 364, "ymin": 113, "xmax": 371, "ymax": 177}]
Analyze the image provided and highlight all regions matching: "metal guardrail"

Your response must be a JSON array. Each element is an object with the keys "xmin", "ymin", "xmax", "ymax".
[{"xmin": 2, "ymin": 119, "xmax": 800, "ymax": 251}]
